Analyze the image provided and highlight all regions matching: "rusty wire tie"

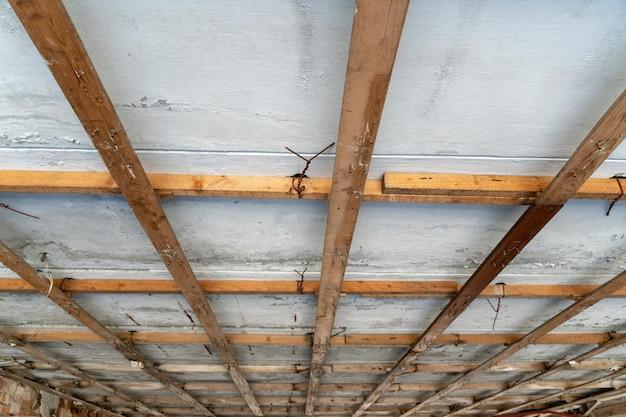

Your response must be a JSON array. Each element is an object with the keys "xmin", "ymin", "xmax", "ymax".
[
  {"xmin": 606, "ymin": 175, "xmax": 625, "ymax": 216},
  {"xmin": 0, "ymin": 203, "xmax": 39, "ymax": 219},
  {"xmin": 285, "ymin": 142, "xmax": 335, "ymax": 198}
]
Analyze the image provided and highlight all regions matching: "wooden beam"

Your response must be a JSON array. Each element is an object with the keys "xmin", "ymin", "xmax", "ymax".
[
  {"xmin": 1, "ymin": 170, "xmax": 624, "ymax": 205},
  {"xmin": 500, "ymin": 367, "xmax": 626, "ymax": 414},
  {"xmin": 8, "ymin": 329, "xmax": 622, "ymax": 346},
  {"xmin": 0, "ymin": 242, "xmax": 215, "ymax": 417},
  {"xmin": 21, "ymin": 359, "xmax": 625, "ymax": 375},
  {"xmin": 0, "ymin": 369, "xmax": 123, "ymax": 417},
  {"xmin": 551, "ymin": 387, "xmax": 626, "ymax": 414},
  {"xmin": 396, "ymin": 270, "xmax": 626, "ymax": 417},
  {"xmin": 306, "ymin": 1, "xmax": 409, "ymax": 414},
  {"xmin": 444, "ymin": 333, "xmax": 626, "ymax": 417},
  {"xmin": 8, "ymin": 1, "xmax": 262, "ymax": 414},
  {"xmin": 2, "ymin": 278, "xmax": 626, "ymax": 298},
  {"xmin": 350, "ymin": 89, "xmax": 626, "ymax": 417},
  {"xmin": 0, "ymin": 330, "xmax": 167, "ymax": 417}
]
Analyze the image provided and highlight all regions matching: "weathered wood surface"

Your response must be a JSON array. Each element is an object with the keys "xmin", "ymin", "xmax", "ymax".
[
  {"xmin": 306, "ymin": 1, "xmax": 409, "ymax": 414},
  {"xmin": 8, "ymin": 0, "xmax": 261, "ymax": 414}
]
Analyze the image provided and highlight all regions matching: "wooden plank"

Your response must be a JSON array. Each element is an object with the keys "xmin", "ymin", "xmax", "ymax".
[
  {"xmin": 0, "ymin": 331, "xmax": 167, "ymax": 417},
  {"xmin": 397, "ymin": 270, "xmax": 626, "ymax": 417},
  {"xmin": 9, "ymin": 329, "xmax": 621, "ymax": 346},
  {"xmin": 551, "ymin": 387, "xmax": 626, "ymax": 414},
  {"xmin": 0, "ymin": 241, "xmax": 215, "ymax": 417},
  {"xmin": 23, "ymin": 359, "xmax": 626, "ymax": 375},
  {"xmin": 306, "ymin": 1, "xmax": 409, "ymax": 414},
  {"xmin": 444, "ymin": 333, "xmax": 626, "ymax": 417},
  {"xmin": 383, "ymin": 172, "xmax": 622, "ymax": 199},
  {"xmin": 351, "ymin": 88, "xmax": 626, "ymax": 417},
  {"xmin": 0, "ymin": 369, "xmax": 123, "ymax": 417},
  {"xmin": 1, "ymin": 170, "xmax": 624, "ymax": 205},
  {"xmin": 2, "ymin": 278, "xmax": 626, "ymax": 298},
  {"xmin": 8, "ymin": 1, "xmax": 262, "ymax": 415}
]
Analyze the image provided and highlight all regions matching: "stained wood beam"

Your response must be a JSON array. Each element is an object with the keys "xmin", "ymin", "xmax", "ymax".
[
  {"xmin": 0, "ymin": 242, "xmax": 215, "ymax": 417},
  {"xmin": 396, "ymin": 270, "xmax": 626, "ymax": 417},
  {"xmin": 444, "ymin": 333, "xmax": 626, "ymax": 417},
  {"xmin": 1, "ymin": 170, "xmax": 624, "ymax": 206},
  {"xmin": 2, "ymin": 278, "xmax": 626, "ymax": 298},
  {"xmin": 0, "ymin": 330, "xmax": 167, "ymax": 417},
  {"xmin": 7, "ymin": 329, "xmax": 623, "ymax": 347},
  {"xmin": 0, "ymin": 369, "xmax": 124, "ymax": 417},
  {"xmin": 8, "ymin": 0, "xmax": 261, "ymax": 414},
  {"xmin": 350, "ymin": 89, "xmax": 626, "ymax": 417},
  {"xmin": 305, "ymin": 1, "xmax": 409, "ymax": 414},
  {"xmin": 551, "ymin": 387, "xmax": 626, "ymax": 414}
]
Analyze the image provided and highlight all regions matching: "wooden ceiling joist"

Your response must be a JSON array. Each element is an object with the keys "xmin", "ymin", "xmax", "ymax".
[
  {"xmin": 396, "ymin": 269, "xmax": 626, "ymax": 417},
  {"xmin": 1, "ymin": 170, "xmax": 625, "ymax": 206},
  {"xmin": 444, "ymin": 333, "xmax": 626, "ymax": 417},
  {"xmin": 2, "ymin": 277, "xmax": 626, "ymax": 299},
  {"xmin": 551, "ymin": 387, "xmax": 626, "ymax": 414},
  {"xmin": 0, "ymin": 368, "xmax": 123, "ymax": 417},
  {"xmin": 0, "ymin": 241, "xmax": 215, "ymax": 417},
  {"xmin": 305, "ymin": 1, "xmax": 409, "ymax": 414},
  {"xmin": 8, "ymin": 0, "xmax": 262, "ymax": 414},
  {"xmin": 7, "ymin": 329, "xmax": 623, "ymax": 347},
  {"xmin": 351, "ymin": 89, "xmax": 626, "ymax": 417},
  {"xmin": 0, "ymin": 330, "xmax": 167, "ymax": 417}
]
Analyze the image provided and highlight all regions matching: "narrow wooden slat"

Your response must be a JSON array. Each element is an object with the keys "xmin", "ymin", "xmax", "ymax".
[
  {"xmin": 0, "ymin": 330, "xmax": 167, "ymax": 417},
  {"xmin": 306, "ymin": 1, "xmax": 409, "ymax": 414},
  {"xmin": 397, "ymin": 270, "xmax": 626, "ymax": 417},
  {"xmin": 444, "ymin": 333, "xmax": 626, "ymax": 417},
  {"xmin": 351, "ymin": 89, "xmax": 626, "ymax": 417},
  {"xmin": 2, "ymin": 278, "xmax": 626, "ymax": 298},
  {"xmin": 8, "ymin": 329, "xmax": 621, "ymax": 346},
  {"xmin": 0, "ymin": 241, "xmax": 215, "ymax": 417},
  {"xmin": 0, "ymin": 170, "xmax": 624, "ymax": 205},
  {"xmin": 22, "ymin": 359, "xmax": 625, "ymax": 374},
  {"xmin": 0, "ymin": 369, "xmax": 123, "ymax": 417},
  {"xmin": 383, "ymin": 172, "xmax": 623, "ymax": 199},
  {"xmin": 8, "ymin": 1, "xmax": 262, "ymax": 414}
]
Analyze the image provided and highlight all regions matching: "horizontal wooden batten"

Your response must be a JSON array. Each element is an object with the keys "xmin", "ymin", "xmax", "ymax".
[
  {"xmin": 1, "ymin": 278, "xmax": 624, "ymax": 298},
  {"xmin": 11, "ymin": 329, "xmax": 622, "ymax": 346},
  {"xmin": 19, "ymin": 359, "xmax": 626, "ymax": 374},
  {"xmin": 0, "ymin": 170, "xmax": 621, "ymax": 205}
]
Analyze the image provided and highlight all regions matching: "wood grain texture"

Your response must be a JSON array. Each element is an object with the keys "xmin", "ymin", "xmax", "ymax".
[
  {"xmin": 0, "ymin": 241, "xmax": 214, "ymax": 417},
  {"xmin": 1, "ymin": 170, "xmax": 624, "ymax": 205},
  {"xmin": 0, "ymin": 331, "xmax": 166, "ymax": 417},
  {"xmin": 444, "ymin": 333, "xmax": 626, "ymax": 417},
  {"xmin": 7, "ymin": 329, "xmax": 621, "ymax": 347},
  {"xmin": 397, "ymin": 270, "xmax": 626, "ymax": 417},
  {"xmin": 7, "ymin": 0, "xmax": 261, "ymax": 415},
  {"xmin": 2, "ymin": 277, "xmax": 625, "ymax": 298},
  {"xmin": 305, "ymin": 1, "xmax": 409, "ymax": 414},
  {"xmin": 0, "ymin": 369, "xmax": 123, "ymax": 417},
  {"xmin": 351, "ymin": 88, "xmax": 626, "ymax": 417}
]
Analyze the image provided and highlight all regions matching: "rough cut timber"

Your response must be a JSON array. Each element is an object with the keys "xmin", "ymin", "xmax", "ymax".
[
  {"xmin": 351, "ymin": 89, "xmax": 626, "ymax": 417},
  {"xmin": 0, "ymin": 241, "xmax": 214, "ymax": 417},
  {"xmin": 444, "ymin": 333, "xmax": 626, "ymax": 416},
  {"xmin": 7, "ymin": 0, "xmax": 262, "ymax": 415},
  {"xmin": 305, "ymin": 1, "xmax": 409, "ymax": 414},
  {"xmin": 0, "ymin": 330, "xmax": 167, "ymax": 417},
  {"xmin": 2, "ymin": 170, "xmax": 626, "ymax": 205},
  {"xmin": 397, "ymin": 269, "xmax": 626, "ymax": 417}
]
